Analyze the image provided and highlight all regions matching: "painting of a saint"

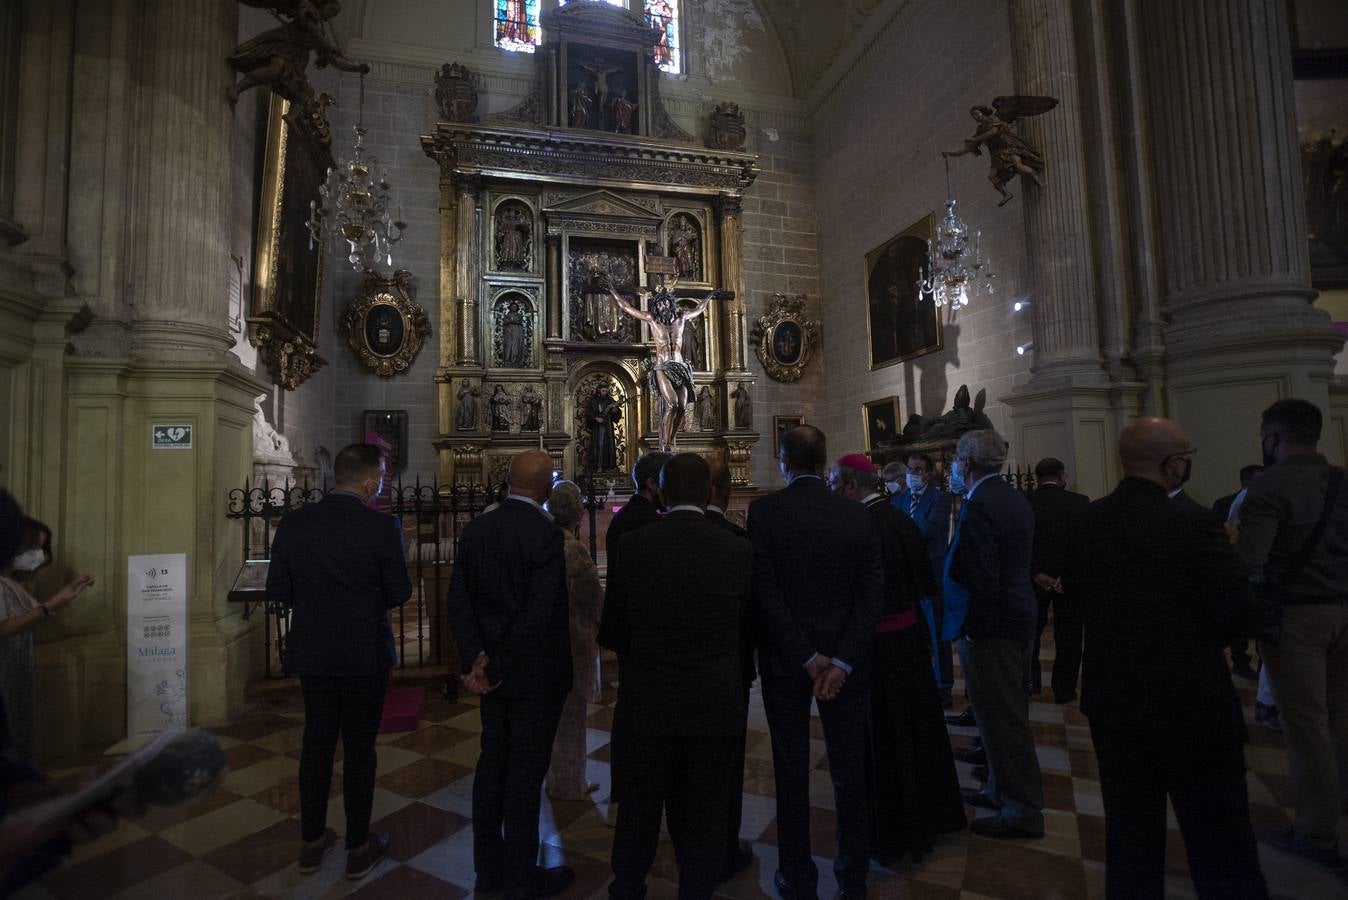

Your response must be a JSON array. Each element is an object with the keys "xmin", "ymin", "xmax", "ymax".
[{"xmin": 864, "ymin": 214, "xmax": 942, "ymax": 369}]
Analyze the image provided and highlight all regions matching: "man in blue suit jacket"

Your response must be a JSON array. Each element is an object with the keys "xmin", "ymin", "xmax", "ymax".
[
  {"xmin": 945, "ymin": 430, "xmax": 1045, "ymax": 840},
  {"xmin": 267, "ymin": 444, "xmax": 412, "ymax": 879},
  {"xmin": 892, "ymin": 452, "xmax": 955, "ymax": 705},
  {"xmin": 749, "ymin": 425, "xmax": 883, "ymax": 898}
]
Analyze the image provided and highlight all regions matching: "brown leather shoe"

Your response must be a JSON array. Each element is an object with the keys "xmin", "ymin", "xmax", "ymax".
[{"xmin": 298, "ymin": 828, "xmax": 337, "ymax": 874}]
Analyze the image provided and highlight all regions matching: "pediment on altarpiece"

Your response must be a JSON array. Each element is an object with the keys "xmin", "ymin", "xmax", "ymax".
[{"xmin": 541, "ymin": 190, "xmax": 663, "ymax": 222}]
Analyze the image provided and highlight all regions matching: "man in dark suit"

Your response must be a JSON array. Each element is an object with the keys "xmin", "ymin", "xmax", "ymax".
[
  {"xmin": 598, "ymin": 450, "xmax": 670, "ymax": 826},
  {"xmin": 706, "ymin": 458, "xmax": 755, "ymax": 881},
  {"xmin": 1063, "ymin": 418, "xmax": 1268, "ymax": 899},
  {"xmin": 1025, "ymin": 457, "xmax": 1091, "ymax": 703},
  {"xmin": 947, "ymin": 430, "xmax": 1045, "ymax": 840},
  {"xmin": 446, "ymin": 449, "xmax": 574, "ymax": 899},
  {"xmin": 749, "ymin": 425, "xmax": 883, "ymax": 898},
  {"xmin": 266, "ymin": 444, "xmax": 411, "ymax": 879},
  {"xmin": 1213, "ymin": 464, "xmax": 1264, "ymax": 524},
  {"xmin": 605, "ymin": 454, "xmax": 752, "ymax": 899},
  {"xmin": 894, "ymin": 452, "xmax": 955, "ymax": 706}
]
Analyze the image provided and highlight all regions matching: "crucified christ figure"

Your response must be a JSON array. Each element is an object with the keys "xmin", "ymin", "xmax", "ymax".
[{"xmin": 606, "ymin": 275, "xmax": 732, "ymax": 451}]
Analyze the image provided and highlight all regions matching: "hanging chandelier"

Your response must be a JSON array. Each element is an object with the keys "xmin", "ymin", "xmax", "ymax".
[
  {"xmin": 916, "ymin": 159, "xmax": 995, "ymax": 317},
  {"xmin": 309, "ymin": 74, "xmax": 407, "ymax": 271}
]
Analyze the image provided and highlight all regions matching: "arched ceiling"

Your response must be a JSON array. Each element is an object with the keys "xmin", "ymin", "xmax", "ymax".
[{"xmin": 329, "ymin": 0, "xmax": 891, "ymax": 100}]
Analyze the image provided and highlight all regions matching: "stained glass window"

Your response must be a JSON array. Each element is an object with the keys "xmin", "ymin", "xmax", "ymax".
[
  {"xmin": 644, "ymin": 0, "xmax": 681, "ymax": 73},
  {"xmin": 494, "ymin": 0, "xmax": 539, "ymax": 53},
  {"xmin": 558, "ymin": 0, "xmax": 627, "ymax": 6}
]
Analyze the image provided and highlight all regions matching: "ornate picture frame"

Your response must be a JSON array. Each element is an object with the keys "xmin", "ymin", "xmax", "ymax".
[
  {"xmin": 771, "ymin": 415, "xmax": 804, "ymax": 458},
  {"xmin": 753, "ymin": 292, "xmax": 819, "ymax": 383},
  {"xmin": 864, "ymin": 213, "xmax": 942, "ymax": 369},
  {"xmin": 862, "ymin": 396, "xmax": 901, "ymax": 451},
  {"xmin": 340, "ymin": 269, "xmax": 432, "ymax": 377},
  {"xmin": 248, "ymin": 94, "xmax": 334, "ymax": 389}
]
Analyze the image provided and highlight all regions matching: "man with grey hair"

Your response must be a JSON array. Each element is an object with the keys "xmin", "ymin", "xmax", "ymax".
[{"xmin": 946, "ymin": 429, "xmax": 1044, "ymax": 839}]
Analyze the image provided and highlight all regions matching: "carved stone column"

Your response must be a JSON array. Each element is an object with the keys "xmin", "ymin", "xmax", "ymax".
[
  {"xmin": 1008, "ymin": 0, "xmax": 1106, "ymax": 382},
  {"xmin": 128, "ymin": 0, "xmax": 236, "ymax": 360},
  {"xmin": 1134, "ymin": 0, "xmax": 1340, "ymax": 498},
  {"xmin": 714, "ymin": 194, "xmax": 746, "ymax": 372},
  {"xmin": 546, "ymin": 233, "xmax": 562, "ymax": 339},
  {"xmin": 454, "ymin": 173, "xmax": 482, "ymax": 366},
  {"xmin": 437, "ymin": 167, "xmax": 457, "ymax": 370}
]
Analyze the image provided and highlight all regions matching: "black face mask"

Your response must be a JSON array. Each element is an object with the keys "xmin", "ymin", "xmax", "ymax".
[
  {"xmin": 1262, "ymin": 435, "xmax": 1278, "ymax": 468},
  {"xmin": 1178, "ymin": 456, "xmax": 1192, "ymax": 486}
]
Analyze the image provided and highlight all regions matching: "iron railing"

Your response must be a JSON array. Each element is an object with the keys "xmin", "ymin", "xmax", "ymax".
[{"xmin": 226, "ymin": 477, "xmax": 499, "ymax": 679}]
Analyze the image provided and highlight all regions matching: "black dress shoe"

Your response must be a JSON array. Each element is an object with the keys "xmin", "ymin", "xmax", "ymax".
[
  {"xmin": 970, "ymin": 765, "xmax": 989, "ymax": 783},
  {"xmin": 953, "ymin": 746, "xmax": 987, "ymax": 765},
  {"xmin": 774, "ymin": 868, "xmax": 819, "ymax": 900},
  {"xmin": 719, "ymin": 840, "xmax": 754, "ymax": 881},
  {"xmin": 345, "ymin": 833, "xmax": 391, "ymax": 880},
  {"xmin": 970, "ymin": 816, "xmax": 1044, "ymax": 840},
  {"xmin": 1054, "ymin": 692, "xmax": 1077, "ymax": 705},
  {"xmin": 506, "ymin": 866, "xmax": 575, "ymax": 900},
  {"xmin": 960, "ymin": 787, "xmax": 999, "ymax": 810},
  {"xmin": 945, "ymin": 707, "xmax": 976, "ymax": 727}
]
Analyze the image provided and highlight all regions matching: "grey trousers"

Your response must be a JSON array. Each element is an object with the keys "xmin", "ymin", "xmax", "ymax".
[
  {"xmin": 1261, "ymin": 602, "xmax": 1348, "ymax": 850},
  {"xmin": 958, "ymin": 636, "xmax": 1045, "ymax": 830}
]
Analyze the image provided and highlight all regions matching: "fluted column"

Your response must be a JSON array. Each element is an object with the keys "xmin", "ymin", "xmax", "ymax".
[
  {"xmin": 128, "ymin": 0, "xmax": 236, "ymax": 359},
  {"xmin": 454, "ymin": 173, "xmax": 482, "ymax": 366},
  {"xmin": 437, "ymin": 167, "xmax": 457, "ymax": 370},
  {"xmin": 1137, "ymin": 0, "xmax": 1317, "ymax": 333},
  {"xmin": 714, "ymin": 194, "xmax": 746, "ymax": 372},
  {"xmin": 1009, "ymin": 0, "xmax": 1105, "ymax": 381},
  {"xmin": 546, "ymin": 233, "xmax": 562, "ymax": 339}
]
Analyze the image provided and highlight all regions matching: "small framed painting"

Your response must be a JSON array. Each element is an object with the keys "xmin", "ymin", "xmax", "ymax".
[
  {"xmin": 861, "ymin": 396, "xmax": 901, "ymax": 451},
  {"xmin": 772, "ymin": 415, "xmax": 805, "ymax": 458}
]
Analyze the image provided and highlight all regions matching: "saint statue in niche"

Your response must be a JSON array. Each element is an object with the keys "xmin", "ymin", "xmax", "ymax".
[
  {"xmin": 696, "ymin": 385, "xmax": 716, "ymax": 431},
  {"xmin": 520, "ymin": 385, "xmax": 543, "ymax": 432},
  {"xmin": 668, "ymin": 215, "xmax": 700, "ymax": 279},
  {"xmin": 500, "ymin": 301, "xmax": 528, "ymax": 367},
  {"xmin": 610, "ymin": 90, "xmax": 636, "ymax": 134},
  {"xmin": 569, "ymin": 82, "xmax": 594, "ymax": 130},
  {"xmin": 489, "ymin": 384, "xmax": 513, "ymax": 431},
  {"xmin": 586, "ymin": 383, "xmax": 622, "ymax": 471},
  {"xmin": 582, "ymin": 272, "xmax": 620, "ymax": 338},
  {"xmin": 456, "ymin": 380, "xmax": 480, "ymax": 431},
  {"xmin": 495, "ymin": 205, "xmax": 531, "ymax": 270},
  {"xmin": 684, "ymin": 313, "xmax": 707, "ymax": 370},
  {"xmin": 731, "ymin": 381, "xmax": 752, "ymax": 430}
]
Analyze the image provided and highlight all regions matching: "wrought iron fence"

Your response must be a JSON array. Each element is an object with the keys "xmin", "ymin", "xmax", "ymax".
[{"xmin": 226, "ymin": 477, "xmax": 502, "ymax": 679}]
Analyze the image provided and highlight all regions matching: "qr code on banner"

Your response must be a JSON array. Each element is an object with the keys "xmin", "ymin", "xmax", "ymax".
[{"xmin": 142, "ymin": 624, "xmax": 171, "ymax": 639}]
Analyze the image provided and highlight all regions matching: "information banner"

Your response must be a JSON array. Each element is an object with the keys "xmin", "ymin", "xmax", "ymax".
[{"xmin": 126, "ymin": 554, "xmax": 189, "ymax": 739}]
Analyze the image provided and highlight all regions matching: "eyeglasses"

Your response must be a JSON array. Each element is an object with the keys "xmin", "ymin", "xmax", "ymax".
[{"xmin": 1165, "ymin": 447, "xmax": 1198, "ymax": 461}]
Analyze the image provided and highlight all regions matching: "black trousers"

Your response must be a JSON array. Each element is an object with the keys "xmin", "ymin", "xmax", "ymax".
[
  {"xmin": 725, "ymin": 685, "xmax": 750, "ymax": 864},
  {"xmin": 760, "ymin": 654, "xmax": 869, "ymax": 893},
  {"xmin": 609, "ymin": 733, "xmax": 738, "ymax": 900},
  {"xmin": 473, "ymin": 690, "xmax": 567, "ymax": 889},
  {"xmin": 1031, "ymin": 588, "xmax": 1083, "ymax": 701},
  {"xmin": 1091, "ymin": 723, "xmax": 1269, "ymax": 900},
  {"xmin": 299, "ymin": 672, "xmax": 390, "ymax": 848}
]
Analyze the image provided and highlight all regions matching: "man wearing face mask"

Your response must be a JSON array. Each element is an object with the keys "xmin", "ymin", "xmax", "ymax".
[
  {"xmin": 1235, "ymin": 399, "xmax": 1348, "ymax": 872},
  {"xmin": 895, "ymin": 453, "xmax": 955, "ymax": 707},
  {"xmin": 266, "ymin": 443, "xmax": 412, "ymax": 881}
]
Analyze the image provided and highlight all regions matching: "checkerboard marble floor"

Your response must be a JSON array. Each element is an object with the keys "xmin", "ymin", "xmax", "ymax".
[{"xmin": 25, "ymin": 644, "xmax": 1348, "ymax": 900}]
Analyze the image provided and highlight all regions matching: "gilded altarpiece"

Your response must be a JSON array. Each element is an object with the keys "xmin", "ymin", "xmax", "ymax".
[{"xmin": 421, "ymin": 1, "xmax": 760, "ymax": 489}]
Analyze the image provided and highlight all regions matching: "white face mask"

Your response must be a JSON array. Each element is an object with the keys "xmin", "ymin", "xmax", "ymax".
[
  {"xmin": 884, "ymin": 480, "xmax": 902, "ymax": 495},
  {"xmin": 11, "ymin": 550, "xmax": 45, "ymax": 573}
]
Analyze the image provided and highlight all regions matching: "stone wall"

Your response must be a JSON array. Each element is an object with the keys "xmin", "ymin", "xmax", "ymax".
[{"xmin": 808, "ymin": 0, "xmax": 1033, "ymax": 464}]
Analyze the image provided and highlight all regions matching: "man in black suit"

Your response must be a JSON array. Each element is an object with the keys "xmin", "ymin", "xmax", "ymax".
[
  {"xmin": 947, "ymin": 430, "xmax": 1045, "ymax": 840},
  {"xmin": 606, "ymin": 454, "xmax": 752, "ymax": 899},
  {"xmin": 598, "ymin": 450, "xmax": 671, "ymax": 826},
  {"xmin": 1063, "ymin": 418, "xmax": 1268, "ymax": 899},
  {"xmin": 706, "ymin": 458, "xmax": 755, "ymax": 881},
  {"xmin": 749, "ymin": 425, "xmax": 882, "ymax": 898},
  {"xmin": 1213, "ymin": 464, "xmax": 1263, "ymax": 524},
  {"xmin": 446, "ymin": 449, "xmax": 574, "ymax": 899},
  {"xmin": 266, "ymin": 444, "xmax": 412, "ymax": 879},
  {"xmin": 1025, "ymin": 458, "xmax": 1091, "ymax": 703}
]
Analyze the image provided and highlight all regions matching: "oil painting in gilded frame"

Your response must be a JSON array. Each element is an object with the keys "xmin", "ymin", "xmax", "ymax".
[
  {"xmin": 864, "ymin": 213, "xmax": 942, "ymax": 370},
  {"xmin": 248, "ymin": 94, "xmax": 333, "ymax": 389},
  {"xmin": 771, "ymin": 415, "xmax": 804, "ymax": 458},
  {"xmin": 862, "ymin": 396, "xmax": 901, "ymax": 452}
]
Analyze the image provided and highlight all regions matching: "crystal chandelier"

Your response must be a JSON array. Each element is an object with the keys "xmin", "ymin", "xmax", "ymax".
[
  {"xmin": 916, "ymin": 160, "xmax": 995, "ymax": 318},
  {"xmin": 309, "ymin": 74, "xmax": 406, "ymax": 271}
]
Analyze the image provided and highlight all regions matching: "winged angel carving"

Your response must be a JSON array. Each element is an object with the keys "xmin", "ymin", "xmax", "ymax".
[
  {"xmin": 226, "ymin": 0, "xmax": 368, "ymax": 107},
  {"xmin": 943, "ymin": 95, "xmax": 1058, "ymax": 206}
]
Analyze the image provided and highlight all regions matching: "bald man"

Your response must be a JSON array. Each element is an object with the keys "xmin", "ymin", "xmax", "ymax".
[
  {"xmin": 447, "ymin": 449, "xmax": 575, "ymax": 898},
  {"xmin": 1062, "ymin": 418, "xmax": 1268, "ymax": 899}
]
